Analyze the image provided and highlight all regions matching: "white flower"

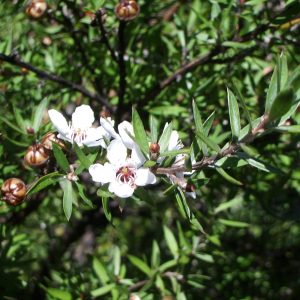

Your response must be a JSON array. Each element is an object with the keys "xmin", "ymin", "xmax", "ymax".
[
  {"xmin": 48, "ymin": 105, "xmax": 112, "ymax": 147},
  {"xmin": 89, "ymin": 139, "xmax": 156, "ymax": 198}
]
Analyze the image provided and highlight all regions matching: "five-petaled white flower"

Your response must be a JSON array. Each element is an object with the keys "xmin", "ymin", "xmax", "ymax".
[
  {"xmin": 89, "ymin": 139, "xmax": 156, "ymax": 198},
  {"xmin": 48, "ymin": 105, "xmax": 112, "ymax": 147}
]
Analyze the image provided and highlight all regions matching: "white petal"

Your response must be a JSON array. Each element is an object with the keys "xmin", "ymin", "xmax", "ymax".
[
  {"xmin": 135, "ymin": 168, "xmax": 156, "ymax": 186},
  {"xmin": 72, "ymin": 105, "xmax": 95, "ymax": 129},
  {"xmin": 100, "ymin": 117, "xmax": 119, "ymax": 139},
  {"xmin": 109, "ymin": 181, "xmax": 135, "ymax": 198},
  {"xmin": 168, "ymin": 130, "xmax": 180, "ymax": 151},
  {"xmin": 186, "ymin": 191, "xmax": 196, "ymax": 199},
  {"xmin": 48, "ymin": 109, "xmax": 70, "ymax": 136},
  {"xmin": 118, "ymin": 121, "xmax": 136, "ymax": 149},
  {"xmin": 107, "ymin": 139, "xmax": 128, "ymax": 166},
  {"xmin": 83, "ymin": 127, "xmax": 106, "ymax": 147},
  {"xmin": 131, "ymin": 145, "xmax": 146, "ymax": 167},
  {"xmin": 89, "ymin": 163, "xmax": 115, "ymax": 184}
]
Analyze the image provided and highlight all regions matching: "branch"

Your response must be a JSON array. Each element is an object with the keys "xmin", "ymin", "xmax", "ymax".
[
  {"xmin": 0, "ymin": 53, "xmax": 113, "ymax": 112},
  {"xmin": 116, "ymin": 21, "xmax": 127, "ymax": 124},
  {"xmin": 156, "ymin": 115, "xmax": 269, "ymax": 175}
]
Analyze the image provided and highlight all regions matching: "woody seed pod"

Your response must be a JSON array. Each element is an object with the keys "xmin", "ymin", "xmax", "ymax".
[
  {"xmin": 1, "ymin": 178, "xmax": 27, "ymax": 206},
  {"xmin": 24, "ymin": 144, "xmax": 49, "ymax": 167},
  {"xmin": 41, "ymin": 132, "xmax": 65, "ymax": 150},
  {"xmin": 26, "ymin": 0, "xmax": 47, "ymax": 19},
  {"xmin": 115, "ymin": 0, "xmax": 140, "ymax": 21}
]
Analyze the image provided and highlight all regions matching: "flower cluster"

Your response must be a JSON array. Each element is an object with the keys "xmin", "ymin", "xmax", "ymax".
[{"xmin": 48, "ymin": 105, "xmax": 195, "ymax": 199}]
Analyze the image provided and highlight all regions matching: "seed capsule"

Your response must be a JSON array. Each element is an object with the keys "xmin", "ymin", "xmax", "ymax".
[
  {"xmin": 26, "ymin": 0, "xmax": 47, "ymax": 19},
  {"xmin": 24, "ymin": 144, "xmax": 49, "ymax": 167},
  {"xmin": 115, "ymin": 0, "xmax": 140, "ymax": 21},
  {"xmin": 1, "ymin": 178, "xmax": 27, "ymax": 206},
  {"xmin": 149, "ymin": 143, "xmax": 160, "ymax": 154},
  {"xmin": 41, "ymin": 132, "xmax": 65, "ymax": 150}
]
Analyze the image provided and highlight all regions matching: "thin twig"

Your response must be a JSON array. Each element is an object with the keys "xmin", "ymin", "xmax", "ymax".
[{"xmin": 0, "ymin": 52, "xmax": 113, "ymax": 112}]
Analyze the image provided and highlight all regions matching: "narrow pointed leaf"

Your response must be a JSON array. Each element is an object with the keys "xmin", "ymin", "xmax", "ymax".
[
  {"xmin": 158, "ymin": 122, "xmax": 173, "ymax": 153},
  {"xmin": 269, "ymin": 88, "xmax": 294, "ymax": 121},
  {"xmin": 216, "ymin": 168, "xmax": 243, "ymax": 186},
  {"xmin": 52, "ymin": 143, "xmax": 69, "ymax": 172},
  {"xmin": 196, "ymin": 131, "xmax": 220, "ymax": 152},
  {"xmin": 74, "ymin": 143, "xmax": 91, "ymax": 169},
  {"xmin": 132, "ymin": 110, "xmax": 149, "ymax": 156},
  {"xmin": 62, "ymin": 180, "xmax": 73, "ymax": 221},
  {"xmin": 227, "ymin": 88, "xmax": 241, "ymax": 140},
  {"xmin": 128, "ymin": 255, "xmax": 151, "ymax": 276},
  {"xmin": 265, "ymin": 66, "xmax": 278, "ymax": 113},
  {"xmin": 163, "ymin": 226, "xmax": 179, "ymax": 258}
]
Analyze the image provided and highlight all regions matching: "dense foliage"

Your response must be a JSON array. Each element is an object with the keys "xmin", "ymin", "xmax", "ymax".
[{"xmin": 1, "ymin": 0, "xmax": 300, "ymax": 299}]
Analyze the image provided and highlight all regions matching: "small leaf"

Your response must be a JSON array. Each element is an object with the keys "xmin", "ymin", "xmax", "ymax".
[
  {"xmin": 203, "ymin": 111, "xmax": 215, "ymax": 135},
  {"xmin": 132, "ymin": 109, "xmax": 149, "ymax": 156},
  {"xmin": 150, "ymin": 115, "xmax": 159, "ymax": 143},
  {"xmin": 102, "ymin": 197, "xmax": 112, "ymax": 223},
  {"xmin": 93, "ymin": 257, "xmax": 110, "ymax": 284},
  {"xmin": 219, "ymin": 219, "xmax": 249, "ymax": 228},
  {"xmin": 26, "ymin": 172, "xmax": 62, "ymax": 196},
  {"xmin": 216, "ymin": 168, "xmax": 243, "ymax": 186},
  {"xmin": 113, "ymin": 247, "xmax": 121, "ymax": 276},
  {"xmin": 227, "ymin": 88, "xmax": 241, "ymax": 140},
  {"xmin": 269, "ymin": 88, "xmax": 294, "ymax": 121},
  {"xmin": 163, "ymin": 226, "xmax": 179, "ymax": 258},
  {"xmin": 175, "ymin": 191, "xmax": 191, "ymax": 220},
  {"xmin": 74, "ymin": 182, "xmax": 94, "ymax": 207},
  {"xmin": 194, "ymin": 253, "xmax": 214, "ymax": 263},
  {"xmin": 52, "ymin": 143, "xmax": 69, "ymax": 173},
  {"xmin": 74, "ymin": 143, "xmax": 92, "ymax": 169},
  {"xmin": 158, "ymin": 122, "xmax": 173, "ymax": 153},
  {"xmin": 62, "ymin": 180, "xmax": 73, "ymax": 221},
  {"xmin": 91, "ymin": 284, "xmax": 115, "ymax": 297},
  {"xmin": 128, "ymin": 255, "xmax": 151, "ymax": 276},
  {"xmin": 214, "ymin": 196, "xmax": 243, "ymax": 214},
  {"xmin": 45, "ymin": 288, "xmax": 72, "ymax": 300},
  {"xmin": 265, "ymin": 66, "xmax": 278, "ymax": 113},
  {"xmin": 160, "ymin": 148, "xmax": 190, "ymax": 158},
  {"xmin": 143, "ymin": 160, "xmax": 157, "ymax": 168},
  {"xmin": 151, "ymin": 240, "xmax": 160, "ymax": 268},
  {"xmin": 32, "ymin": 98, "xmax": 49, "ymax": 132},
  {"xmin": 279, "ymin": 53, "xmax": 288, "ymax": 88},
  {"xmin": 196, "ymin": 131, "xmax": 220, "ymax": 152}
]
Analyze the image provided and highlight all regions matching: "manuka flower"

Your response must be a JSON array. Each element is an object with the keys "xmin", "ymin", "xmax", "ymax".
[
  {"xmin": 89, "ymin": 139, "xmax": 156, "ymax": 198},
  {"xmin": 48, "ymin": 105, "xmax": 111, "ymax": 147}
]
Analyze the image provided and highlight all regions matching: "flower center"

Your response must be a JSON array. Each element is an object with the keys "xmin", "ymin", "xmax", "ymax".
[
  {"xmin": 69, "ymin": 123, "xmax": 88, "ymax": 144},
  {"xmin": 116, "ymin": 166, "xmax": 136, "ymax": 187}
]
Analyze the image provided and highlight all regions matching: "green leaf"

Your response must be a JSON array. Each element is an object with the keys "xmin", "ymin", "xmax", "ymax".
[
  {"xmin": 93, "ymin": 257, "xmax": 110, "ymax": 284},
  {"xmin": 13, "ymin": 107, "xmax": 26, "ymax": 133},
  {"xmin": 163, "ymin": 226, "xmax": 179, "ymax": 258},
  {"xmin": 219, "ymin": 219, "xmax": 249, "ymax": 228},
  {"xmin": 192, "ymin": 100, "xmax": 208, "ymax": 155},
  {"xmin": 143, "ymin": 160, "xmax": 157, "ymax": 168},
  {"xmin": 91, "ymin": 284, "xmax": 115, "ymax": 297},
  {"xmin": 45, "ymin": 288, "xmax": 72, "ymax": 300},
  {"xmin": 74, "ymin": 182, "xmax": 94, "ymax": 207},
  {"xmin": 276, "ymin": 125, "xmax": 300, "ymax": 133},
  {"xmin": 158, "ymin": 259, "xmax": 178, "ymax": 272},
  {"xmin": 150, "ymin": 115, "xmax": 159, "ymax": 143},
  {"xmin": 269, "ymin": 88, "xmax": 294, "ymax": 121},
  {"xmin": 132, "ymin": 109, "xmax": 149, "ymax": 156},
  {"xmin": 265, "ymin": 66, "xmax": 278, "ymax": 113},
  {"xmin": 287, "ymin": 66, "xmax": 300, "ymax": 94},
  {"xmin": 26, "ymin": 172, "xmax": 62, "ymax": 196},
  {"xmin": 203, "ymin": 111, "xmax": 215, "ymax": 135},
  {"xmin": 0, "ymin": 116, "xmax": 26, "ymax": 134},
  {"xmin": 216, "ymin": 168, "xmax": 243, "ymax": 186},
  {"xmin": 196, "ymin": 131, "xmax": 220, "ymax": 152},
  {"xmin": 52, "ymin": 143, "xmax": 69, "ymax": 173},
  {"xmin": 279, "ymin": 53, "xmax": 288, "ymax": 88},
  {"xmin": 214, "ymin": 196, "xmax": 243, "ymax": 214},
  {"xmin": 194, "ymin": 253, "xmax": 214, "ymax": 263},
  {"xmin": 151, "ymin": 240, "xmax": 160, "ymax": 268},
  {"xmin": 227, "ymin": 88, "xmax": 241, "ymax": 140},
  {"xmin": 160, "ymin": 148, "xmax": 190, "ymax": 158},
  {"xmin": 175, "ymin": 190, "xmax": 191, "ymax": 220},
  {"xmin": 128, "ymin": 255, "xmax": 151, "ymax": 276},
  {"xmin": 62, "ymin": 180, "xmax": 73, "ymax": 221},
  {"xmin": 32, "ymin": 98, "xmax": 49, "ymax": 132},
  {"xmin": 158, "ymin": 122, "xmax": 173, "ymax": 153},
  {"xmin": 102, "ymin": 197, "xmax": 112, "ymax": 223},
  {"xmin": 74, "ymin": 143, "xmax": 91, "ymax": 169},
  {"xmin": 113, "ymin": 247, "xmax": 121, "ymax": 276}
]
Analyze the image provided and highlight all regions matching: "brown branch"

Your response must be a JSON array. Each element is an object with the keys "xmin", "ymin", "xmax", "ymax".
[{"xmin": 0, "ymin": 53, "xmax": 113, "ymax": 112}]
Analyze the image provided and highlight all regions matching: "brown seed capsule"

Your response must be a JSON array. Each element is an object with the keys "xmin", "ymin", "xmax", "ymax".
[
  {"xmin": 26, "ymin": 0, "xmax": 47, "ymax": 19},
  {"xmin": 1, "ymin": 178, "xmax": 27, "ymax": 206},
  {"xmin": 115, "ymin": 0, "xmax": 140, "ymax": 21},
  {"xmin": 41, "ymin": 132, "xmax": 65, "ymax": 150},
  {"xmin": 149, "ymin": 143, "xmax": 160, "ymax": 154},
  {"xmin": 185, "ymin": 183, "xmax": 195, "ymax": 193},
  {"xmin": 24, "ymin": 144, "xmax": 49, "ymax": 167}
]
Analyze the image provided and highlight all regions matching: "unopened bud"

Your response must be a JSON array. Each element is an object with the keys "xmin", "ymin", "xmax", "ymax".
[
  {"xmin": 26, "ymin": 127, "xmax": 35, "ymax": 135},
  {"xmin": 1, "ymin": 178, "xmax": 27, "ymax": 206},
  {"xmin": 24, "ymin": 144, "xmax": 49, "ymax": 167},
  {"xmin": 115, "ymin": 0, "xmax": 140, "ymax": 21},
  {"xmin": 26, "ymin": 0, "xmax": 47, "ymax": 19},
  {"xmin": 41, "ymin": 132, "xmax": 65, "ymax": 150},
  {"xmin": 185, "ymin": 183, "xmax": 195, "ymax": 193},
  {"xmin": 149, "ymin": 143, "xmax": 160, "ymax": 154}
]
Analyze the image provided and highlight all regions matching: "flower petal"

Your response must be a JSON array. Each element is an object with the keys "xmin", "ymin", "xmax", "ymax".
[
  {"xmin": 83, "ymin": 127, "xmax": 107, "ymax": 147},
  {"xmin": 131, "ymin": 145, "xmax": 146, "ymax": 167},
  {"xmin": 118, "ymin": 121, "xmax": 136, "ymax": 149},
  {"xmin": 168, "ymin": 130, "xmax": 181, "ymax": 151},
  {"xmin": 48, "ymin": 109, "xmax": 70, "ymax": 136},
  {"xmin": 89, "ymin": 163, "xmax": 115, "ymax": 184},
  {"xmin": 100, "ymin": 117, "xmax": 119, "ymax": 139},
  {"xmin": 72, "ymin": 105, "xmax": 94, "ymax": 129},
  {"xmin": 135, "ymin": 168, "xmax": 156, "ymax": 186},
  {"xmin": 107, "ymin": 139, "xmax": 127, "ymax": 166},
  {"xmin": 108, "ymin": 181, "xmax": 135, "ymax": 198}
]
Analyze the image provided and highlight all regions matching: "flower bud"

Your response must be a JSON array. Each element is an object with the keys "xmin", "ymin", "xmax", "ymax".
[
  {"xmin": 1, "ymin": 178, "xmax": 27, "ymax": 206},
  {"xmin": 129, "ymin": 294, "xmax": 141, "ymax": 300},
  {"xmin": 115, "ymin": 0, "xmax": 140, "ymax": 21},
  {"xmin": 185, "ymin": 183, "xmax": 195, "ymax": 193},
  {"xmin": 41, "ymin": 132, "xmax": 65, "ymax": 150},
  {"xmin": 24, "ymin": 144, "xmax": 49, "ymax": 167},
  {"xmin": 26, "ymin": 0, "xmax": 47, "ymax": 19},
  {"xmin": 26, "ymin": 127, "xmax": 35, "ymax": 135},
  {"xmin": 149, "ymin": 143, "xmax": 160, "ymax": 154}
]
